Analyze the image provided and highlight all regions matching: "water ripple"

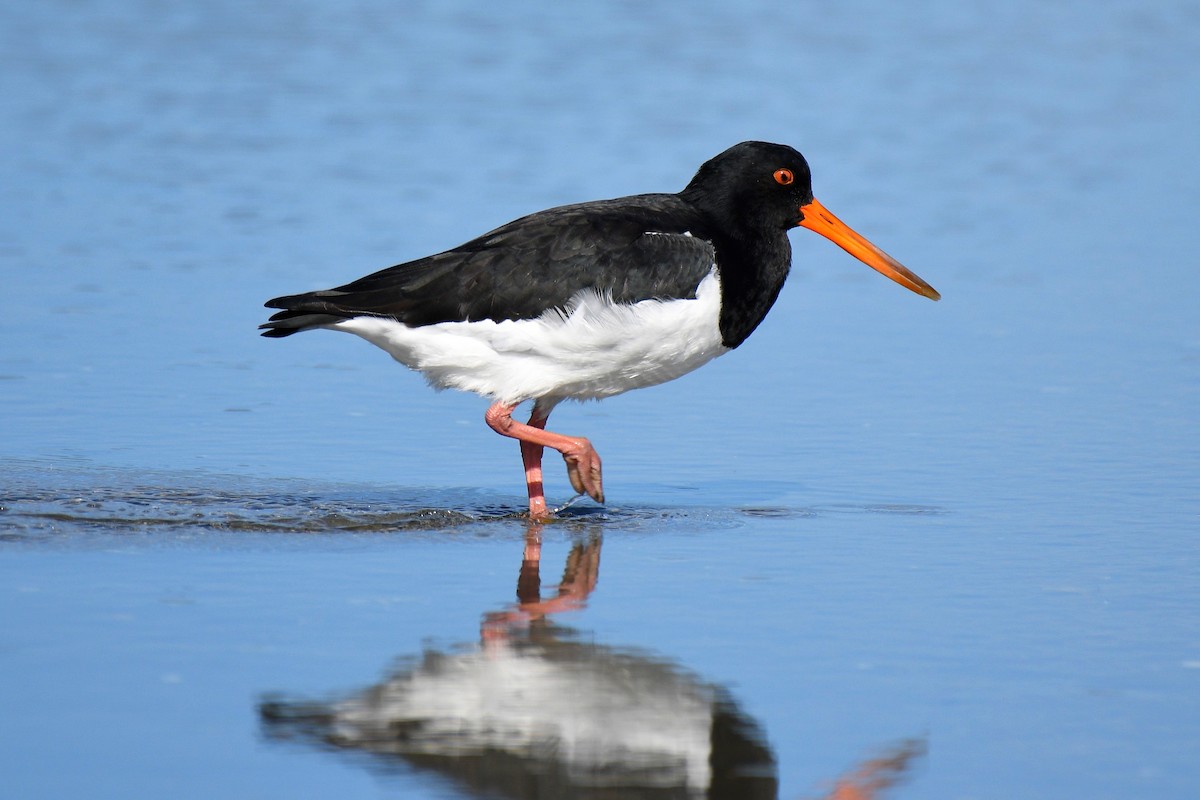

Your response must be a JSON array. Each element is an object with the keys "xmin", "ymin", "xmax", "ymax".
[{"xmin": 0, "ymin": 461, "xmax": 757, "ymax": 540}]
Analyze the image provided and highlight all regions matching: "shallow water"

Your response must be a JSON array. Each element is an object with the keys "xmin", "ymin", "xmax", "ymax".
[{"xmin": 2, "ymin": 1, "xmax": 1198, "ymax": 798}]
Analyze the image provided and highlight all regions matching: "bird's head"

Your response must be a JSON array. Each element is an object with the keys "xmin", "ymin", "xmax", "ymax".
[{"xmin": 684, "ymin": 141, "xmax": 939, "ymax": 300}]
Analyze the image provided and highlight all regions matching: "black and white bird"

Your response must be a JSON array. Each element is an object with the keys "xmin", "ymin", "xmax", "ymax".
[{"xmin": 260, "ymin": 141, "xmax": 939, "ymax": 518}]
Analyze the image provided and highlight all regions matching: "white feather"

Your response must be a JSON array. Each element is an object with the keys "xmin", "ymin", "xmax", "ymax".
[{"xmin": 330, "ymin": 269, "xmax": 729, "ymax": 405}]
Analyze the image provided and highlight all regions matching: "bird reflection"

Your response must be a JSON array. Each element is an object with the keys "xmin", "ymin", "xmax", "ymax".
[
  {"xmin": 480, "ymin": 522, "xmax": 601, "ymax": 638},
  {"xmin": 260, "ymin": 524, "xmax": 921, "ymax": 799}
]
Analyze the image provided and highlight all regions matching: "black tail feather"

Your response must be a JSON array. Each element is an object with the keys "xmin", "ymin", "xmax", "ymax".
[{"xmin": 258, "ymin": 299, "xmax": 355, "ymax": 337}]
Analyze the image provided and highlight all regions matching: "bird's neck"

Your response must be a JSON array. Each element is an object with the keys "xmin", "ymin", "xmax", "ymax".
[{"xmin": 713, "ymin": 232, "xmax": 792, "ymax": 349}]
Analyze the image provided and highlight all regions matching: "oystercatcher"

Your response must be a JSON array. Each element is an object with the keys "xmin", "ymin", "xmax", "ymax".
[{"xmin": 261, "ymin": 141, "xmax": 939, "ymax": 518}]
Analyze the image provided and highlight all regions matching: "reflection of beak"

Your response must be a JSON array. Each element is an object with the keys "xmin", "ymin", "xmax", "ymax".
[{"xmin": 798, "ymin": 198, "xmax": 940, "ymax": 300}]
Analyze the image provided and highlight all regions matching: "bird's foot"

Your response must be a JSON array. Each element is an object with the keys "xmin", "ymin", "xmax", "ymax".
[
  {"xmin": 560, "ymin": 438, "xmax": 604, "ymax": 504},
  {"xmin": 527, "ymin": 495, "xmax": 551, "ymax": 521}
]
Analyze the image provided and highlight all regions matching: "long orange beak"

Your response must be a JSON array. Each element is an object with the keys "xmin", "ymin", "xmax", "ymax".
[{"xmin": 798, "ymin": 198, "xmax": 940, "ymax": 300}]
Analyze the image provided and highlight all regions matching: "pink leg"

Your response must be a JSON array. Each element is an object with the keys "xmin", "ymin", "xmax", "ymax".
[
  {"xmin": 485, "ymin": 401, "xmax": 604, "ymax": 518},
  {"xmin": 519, "ymin": 405, "xmax": 550, "ymax": 518}
]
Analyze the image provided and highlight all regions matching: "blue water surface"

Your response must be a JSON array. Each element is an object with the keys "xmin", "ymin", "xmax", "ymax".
[{"xmin": 2, "ymin": 2, "xmax": 1198, "ymax": 798}]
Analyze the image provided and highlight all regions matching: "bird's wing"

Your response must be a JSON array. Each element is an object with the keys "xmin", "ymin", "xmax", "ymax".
[{"xmin": 261, "ymin": 195, "xmax": 717, "ymax": 335}]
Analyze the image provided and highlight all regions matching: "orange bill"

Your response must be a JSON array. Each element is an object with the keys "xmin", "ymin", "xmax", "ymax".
[{"xmin": 798, "ymin": 198, "xmax": 940, "ymax": 300}]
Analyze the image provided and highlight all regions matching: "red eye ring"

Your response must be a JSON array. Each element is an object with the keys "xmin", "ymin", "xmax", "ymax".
[{"xmin": 773, "ymin": 168, "xmax": 795, "ymax": 186}]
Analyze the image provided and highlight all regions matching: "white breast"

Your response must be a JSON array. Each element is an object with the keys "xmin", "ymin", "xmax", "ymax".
[{"xmin": 331, "ymin": 269, "xmax": 729, "ymax": 405}]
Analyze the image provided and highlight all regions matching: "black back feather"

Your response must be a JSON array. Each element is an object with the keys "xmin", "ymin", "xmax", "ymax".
[
  {"xmin": 261, "ymin": 195, "xmax": 717, "ymax": 336},
  {"xmin": 262, "ymin": 142, "xmax": 816, "ymax": 348}
]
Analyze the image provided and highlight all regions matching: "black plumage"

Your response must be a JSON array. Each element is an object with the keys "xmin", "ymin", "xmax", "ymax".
[{"xmin": 261, "ymin": 141, "xmax": 816, "ymax": 349}]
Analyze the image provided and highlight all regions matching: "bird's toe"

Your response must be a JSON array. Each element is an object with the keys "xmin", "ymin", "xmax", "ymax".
[{"xmin": 562, "ymin": 440, "xmax": 604, "ymax": 505}]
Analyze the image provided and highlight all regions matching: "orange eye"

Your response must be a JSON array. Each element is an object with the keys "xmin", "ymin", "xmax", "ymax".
[{"xmin": 773, "ymin": 168, "xmax": 794, "ymax": 186}]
